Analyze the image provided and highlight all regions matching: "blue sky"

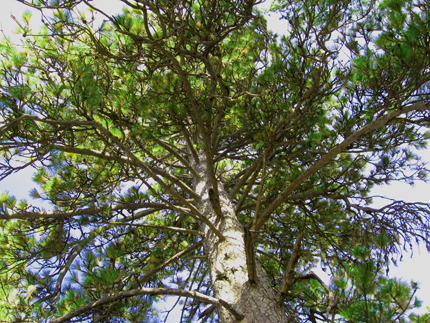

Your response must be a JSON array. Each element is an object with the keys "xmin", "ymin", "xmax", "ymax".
[{"xmin": 1, "ymin": 0, "xmax": 430, "ymax": 320}]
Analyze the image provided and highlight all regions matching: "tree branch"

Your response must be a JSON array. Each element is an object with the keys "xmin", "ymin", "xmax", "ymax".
[
  {"xmin": 7, "ymin": 115, "xmax": 199, "ymax": 201},
  {"xmin": 255, "ymin": 102, "xmax": 430, "ymax": 230},
  {"xmin": 2, "ymin": 203, "xmax": 167, "ymax": 220},
  {"xmin": 52, "ymin": 143, "xmax": 199, "ymax": 201},
  {"xmin": 294, "ymin": 272, "xmax": 338, "ymax": 316},
  {"xmin": 235, "ymin": 161, "xmax": 263, "ymax": 214},
  {"xmin": 152, "ymin": 137, "xmax": 200, "ymax": 179},
  {"xmin": 244, "ymin": 227, "xmax": 257, "ymax": 283},
  {"xmin": 14, "ymin": 114, "xmax": 199, "ymax": 203},
  {"xmin": 50, "ymin": 282, "xmax": 243, "ymax": 323},
  {"xmin": 91, "ymin": 120, "xmax": 203, "ymax": 209},
  {"xmin": 229, "ymin": 155, "xmax": 263, "ymax": 199},
  {"xmin": 135, "ymin": 240, "xmax": 204, "ymax": 287},
  {"xmin": 276, "ymin": 232, "xmax": 303, "ymax": 303},
  {"xmin": 50, "ymin": 287, "xmax": 220, "ymax": 323},
  {"xmin": 37, "ymin": 243, "xmax": 85, "ymax": 304},
  {"xmin": 238, "ymin": 191, "xmax": 345, "ymax": 211},
  {"xmin": 103, "ymin": 222, "xmax": 204, "ymax": 236}
]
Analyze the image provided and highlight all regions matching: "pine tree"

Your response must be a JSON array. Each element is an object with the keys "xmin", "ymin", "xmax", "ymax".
[{"xmin": 1, "ymin": 0, "xmax": 430, "ymax": 321}]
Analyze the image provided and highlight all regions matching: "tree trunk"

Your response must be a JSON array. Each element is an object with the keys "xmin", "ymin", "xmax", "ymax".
[{"xmin": 193, "ymin": 154, "xmax": 287, "ymax": 322}]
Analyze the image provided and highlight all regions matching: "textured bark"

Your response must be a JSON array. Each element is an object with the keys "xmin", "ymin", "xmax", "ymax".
[{"xmin": 193, "ymin": 154, "xmax": 287, "ymax": 322}]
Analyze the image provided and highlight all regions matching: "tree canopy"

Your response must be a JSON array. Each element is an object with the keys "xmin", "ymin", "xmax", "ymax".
[{"xmin": 1, "ymin": 0, "xmax": 430, "ymax": 322}]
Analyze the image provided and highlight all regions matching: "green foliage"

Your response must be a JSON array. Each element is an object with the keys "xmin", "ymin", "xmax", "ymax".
[
  {"xmin": 410, "ymin": 311, "xmax": 430, "ymax": 323},
  {"xmin": 338, "ymin": 256, "xmax": 422, "ymax": 322},
  {"xmin": 0, "ymin": 0, "xmax": 429, "ymax": 321}
]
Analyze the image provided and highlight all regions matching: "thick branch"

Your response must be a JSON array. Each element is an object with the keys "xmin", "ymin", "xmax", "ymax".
[
  {"xmin": 91, "ymin": 121, "xmax": 201, "ymax": 207},
  {"xmin": 239, "ymin": 191, "xmax": 344, "ymax": 211},
  {"xmin": 229, "ymin": 155, "xmax": 263, "ymax": 199},
  {"xmin": 50, "ymin": 287, "xmax": 221, "ymax": 323},
  {"xmin": 2, "ymin": 203, "xmax": 167, "ymax": 220},
  {"xmin": 181, "ymin": 125, "xmax": 200, "ymax": 163},
  {"xmin": 255, "ymin": 102, "xmax": 430, "ymax": 230},
  {"xmin": 52, "ymin": 143, "xmax": 199, "ymax": 201},
  {"xmin": 86, "ymin": 121, "xmax": 224, "ymax": 240},
  {"xmin": 4, "ymin": 114, "xmax": 199, "ymax": 200},
  {"xmin": 294, "ymin": 272, "xmax": 338, "ymax": 316},
  {"xmin": 235, "ymin": 162, "xmax": 263, "ymax": 214},
  {"xmin": 209, "ymin": 188, "xmax": 224, "ymax": 219},
  {"xmin": 276, "ymin": 232, "xmax": 303, "ymax": 303},
  {"xmin": 219, "ymin": 299, "xmax": 245, "ymax": 321},
  {"xmin": 198, "ymin": 304, "xmax": 216, "ymax": 320},
  {"xmin": 152, "ymin": 137, "xmax": 200, "ymax": 179},
  {"xmin": 244, "ymin": 227, "xmax": 257, "ymax": 283},
  {"xmin": 37, "ymin": 243, "xmax": 85, "ymax": 304},
  {"xmin": 135, "ymin": 240, "xmax": 204, "ymax": 287},
  {"xmin": 104, "ymin": 222, "xmax": 204, "ymax": 236},
  {"xmin": 14, "ymin": 114, "xmax": 199, "ymax": 202},
  {"xmin": 51, "ymin": 145, "xmax": 137, "ymax": 165}
]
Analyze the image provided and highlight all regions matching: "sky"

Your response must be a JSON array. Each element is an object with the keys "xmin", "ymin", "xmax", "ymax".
[{"xmin": 0, "ymin": 0, "xmax": 430, "ymax": 320}]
